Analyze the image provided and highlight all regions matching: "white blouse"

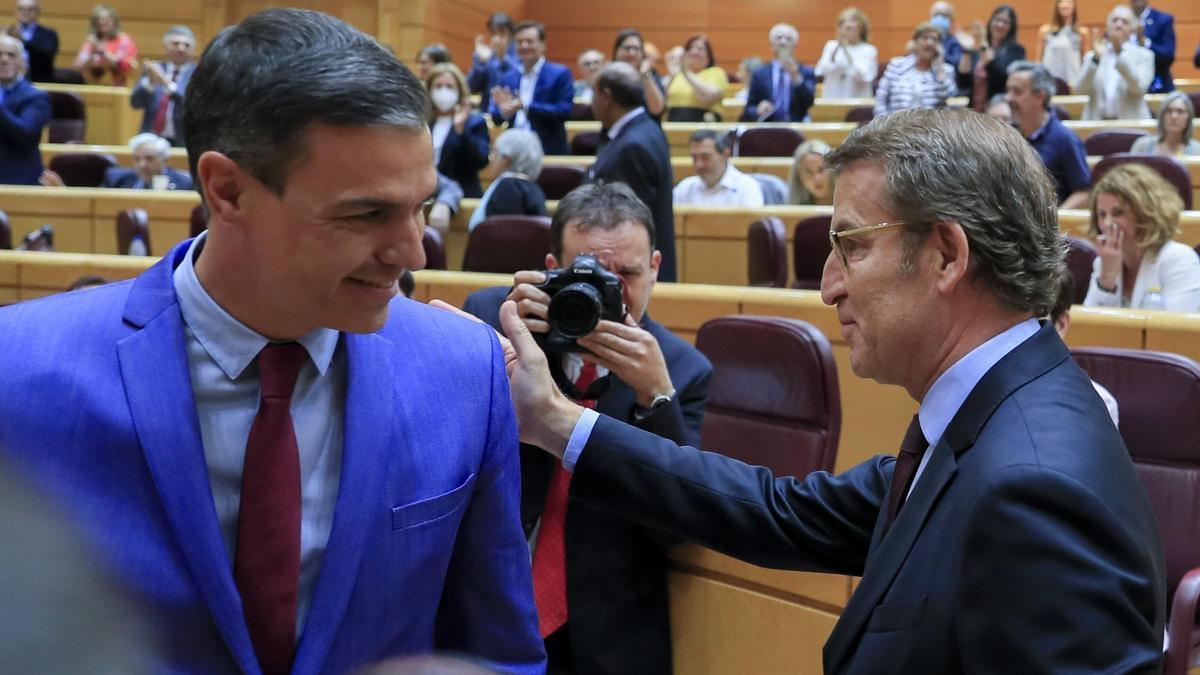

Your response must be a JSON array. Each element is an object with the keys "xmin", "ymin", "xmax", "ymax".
[{"xmin": 815, "ymin": 40, "xmax": 878, "ymax": 99}]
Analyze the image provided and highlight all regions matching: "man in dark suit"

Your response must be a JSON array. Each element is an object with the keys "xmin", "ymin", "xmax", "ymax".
[
  {"xmin": 586, "ymin": 62, "xmax": 677, "ymax": 282},
  {"xmin": 98, "ymin": 132, "xmax": 193, "ymax": 189},
  {"xmin": 463, "ymin": 182, "xmax": 712, "ymax": 675},
  {"xmin": 0, "ymin": 35, "xmax": 49, "ymax": 185},
  {"xmin": 130, "ymin": 25, "xmax": 195, "ymax": 147},
  {"xmin": 741, "ymin": 23, "xmax": 816, "ymax": 122},
  {"xmin": 7, "ymin": 0, "xmax": 55, "ymax": 82},
  {"xmin": 489, "ymin": 20, "xmax": 573, "ymax": 156},
  {"xmin": 1130, "ymin": 0, "xmax": 1175, "ymax": 93},
  {"xmin": 498, "ymin": 108, "xmax": 1167, "ymax": 673}
]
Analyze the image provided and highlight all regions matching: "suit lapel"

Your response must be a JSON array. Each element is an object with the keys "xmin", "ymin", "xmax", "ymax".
[
  {"xmin": 293, "ymin": 331, "xmax": 395, "ymax": 673},
  {"xmin": 117, "ymin": 242, "xmax": 262, "ymax": 675}
]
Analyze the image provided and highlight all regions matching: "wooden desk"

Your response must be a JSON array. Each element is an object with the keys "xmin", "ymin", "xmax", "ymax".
[
  {"xmin": 37, "ymin": 83, "xmax": 143, "ymax": 146},
  {"xmin": 42, "ymin": 143, "xmax": 191, "ymax": 172}
]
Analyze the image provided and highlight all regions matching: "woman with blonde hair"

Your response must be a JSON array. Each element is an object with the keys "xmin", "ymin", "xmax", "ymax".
[
  {"xmin": 815, "ymin": 7, "xmax": 878, "ymax": 99},
  {"xmin": 1084, "ymin": 163, "xmax": 1200, "ymax": 311},
  {"xmin": 786, "ymin": 139, "xmax": 835, "ymax": 205},
  {"xmin": 424, "ymin": 62, "xmax": 490, "ymax": 197},
  {"xmin": 1036, "ymin": 0, "xmax": 1087, "ymax": 85},
  {"xmin": 73, "ymin": 4, "xmax": 138, "ymax": 85},
  {"xmin": 1130, "ymin": 92, "xmax": 1200, "ymax": 157}
]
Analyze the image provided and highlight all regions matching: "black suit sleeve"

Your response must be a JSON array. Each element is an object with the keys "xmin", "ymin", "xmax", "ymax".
[
  {"xmin": 483, "ymin": 178, "xmax": 525, "ymax": 218},
  {"xmin": 25, "ymin": 27, "xmax": 58, "ymax": 72},
  {"xmin": 607, "ymin": 141, "xmax": 662, "ymax": 223},
  {"xmin": 740, "ymin": 71, "xmax": 767, "ymax": 121}
]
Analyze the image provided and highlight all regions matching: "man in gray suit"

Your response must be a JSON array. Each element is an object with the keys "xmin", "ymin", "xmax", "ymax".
[{"xmin": 130, "ymin": 25, "xmax": 195, "ymax": 147}]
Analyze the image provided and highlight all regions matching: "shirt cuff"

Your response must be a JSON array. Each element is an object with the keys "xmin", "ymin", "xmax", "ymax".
[{"xmin": 561, "ymin": 408, "xmax": 600, "ymax": 472}]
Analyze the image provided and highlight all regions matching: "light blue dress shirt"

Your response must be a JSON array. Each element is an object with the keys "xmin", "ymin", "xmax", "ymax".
[{"xmin": 172, "ymin": 232, "xmax": 346, "ymax": 636}]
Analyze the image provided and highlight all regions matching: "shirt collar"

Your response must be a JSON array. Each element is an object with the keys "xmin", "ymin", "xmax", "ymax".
[
  {"xmin": 918, "ymin": 318, "xmax": 1040, "ymax": 448},
  {"xmin": 172, "ymin": 232, "xmax": 339, "ymax": 380},
  {"xmin": 1, "ymin": 76, "xmax": 22, "ymax": 92},
  {"xmin": 606, "ymin": 106, "xmax": 645, "ymax": 139},
  {"xmin": 522, "ymin": 56, "xmax": 545, "ymax": 77},
  {"xmin": 1026, "ymin": 110, "xmax": 1055, "ymax": 141},
  {"xmin": 714, "ymin": 162, "xmax": 746, "ymax": 191}
]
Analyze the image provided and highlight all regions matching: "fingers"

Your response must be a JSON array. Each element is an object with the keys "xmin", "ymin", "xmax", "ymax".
[{"xmin": 500, "ymin": 300, "xmax": 545, "ymax": 368}]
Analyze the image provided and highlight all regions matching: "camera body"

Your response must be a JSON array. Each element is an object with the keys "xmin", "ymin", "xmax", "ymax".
[{"xmin": 535, "ymin": 254, "xmax": 625, "ymax": 353}]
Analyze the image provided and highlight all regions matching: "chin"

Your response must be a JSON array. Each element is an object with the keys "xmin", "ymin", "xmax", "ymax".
[{"xmin": 329, "ymin": 309, "xmax": 391, "ymax": 335}]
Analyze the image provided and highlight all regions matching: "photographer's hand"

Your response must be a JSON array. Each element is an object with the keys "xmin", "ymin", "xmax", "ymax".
[
  {"xmin": 500, "ymin": 300, "xmax": 584, "ymax": 454},
  {"xmin": 577, "ymin": 315, "xmax": 674, "ymax": 408},
  {"xmin": 506, "ymin": 270, "xmax": 551, "ymax": 334}
]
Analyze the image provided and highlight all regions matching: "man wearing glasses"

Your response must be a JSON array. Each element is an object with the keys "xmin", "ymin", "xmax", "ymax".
[{"xmin": 493, "ymin": 108, "xmax": 1166, "ymax": 671}]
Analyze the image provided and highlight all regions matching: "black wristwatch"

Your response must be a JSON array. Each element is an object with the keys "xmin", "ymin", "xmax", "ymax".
[{"xmin": 633, "ymin": 392, "xmax": 673, "ymax": 420}]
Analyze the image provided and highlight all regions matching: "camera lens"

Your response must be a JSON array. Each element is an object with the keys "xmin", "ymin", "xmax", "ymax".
[{"xmin": 548, "ymin": 282, "xmax": 604, "ymax": 339}]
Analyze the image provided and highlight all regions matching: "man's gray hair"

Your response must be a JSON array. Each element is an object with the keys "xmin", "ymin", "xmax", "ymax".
[
  {"xmin": 826, "ymin": 108, "xmax": 1064, "ymax": 317},
  {"xmin": 162, "ymin": 25, "xmax": 195, "ymax": 44},
  {"xmin": 494, "ymin": 129, "xmax": 544, "ymax": 178},
  {"xmin": 1007, "ymin": 60, "xmax": 1055, "ymax": 110},
  {"xmin": 128, "ymin": 132, "xmax": 171, "ymax": 158},
  {"xmin": 0, "ymin": 35, "xmax": 28, "ymax": 66}
]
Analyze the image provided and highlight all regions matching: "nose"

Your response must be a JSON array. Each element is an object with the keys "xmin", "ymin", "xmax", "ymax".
[
  {"xmin": 378, "ymin": 211, "xmax": 426, "ymax": 271},
  {"xmin": 818, "ymin": 253, "xmax": 845, "ymax": 307}
]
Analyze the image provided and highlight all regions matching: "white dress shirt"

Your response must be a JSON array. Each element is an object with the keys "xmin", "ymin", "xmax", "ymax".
[
  {"xmin": 672, "ymin": 162, "xmax": 764, "ymax": 207},
  {"xmin": 516, "ymin": 57, "xmax": 545, "ymax": 130}
]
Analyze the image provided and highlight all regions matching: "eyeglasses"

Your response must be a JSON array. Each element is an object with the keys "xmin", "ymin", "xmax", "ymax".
[{"xmin": 828, "ymin": 221, "xmax": 906, "ymax": 268}]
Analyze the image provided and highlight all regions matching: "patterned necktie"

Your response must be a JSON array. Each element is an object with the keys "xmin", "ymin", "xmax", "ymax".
[
  {"xmin": 886, "ymin": 414, "xmax": 927, "ymax": 526},
  {"xmin": 531, "ymin": 360, "xmax": 599, "ymax": 638},
  {"xmin": 235, "ymin": 342, "xmax": 307, "ymax": 675},
  {"xmin": 773, "ymin": 66, "xmax": 790, "ymax": 121},
  {"xmin": 152, "ymin": 66, "xmax": 177, "ymax": 135}
]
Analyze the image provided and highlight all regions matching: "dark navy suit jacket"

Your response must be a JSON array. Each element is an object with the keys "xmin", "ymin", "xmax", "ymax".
[
  {"xmin": 102, "ymin": 166, "xmax": 194, "ymax": 190},
  {"xmin": 1141, "ymin": 7, "xmax": 1176, "ymax": 93},
  {"xmin": 433, "ymin": 112, "xmax": 489, "ymax": 198},
  {"xmin": 572, "ymin": 323, "xmax": 1166, "ymax": 674},
  {"xmin": 21, "ymin": 24, "xmax": 59, "ymax": 83},
  {"xmin": 0, "ymin": 78, "xmax": 50, "ymax": 185},
  {"xmin": 740, "ymin": 62, "xmax": 816, "ymax": 122},
  {"xmin": 490, "ymin": 61, "xmax": 573, "ymax": 156}
]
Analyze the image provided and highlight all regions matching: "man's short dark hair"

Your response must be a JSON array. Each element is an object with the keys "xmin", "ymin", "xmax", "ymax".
[
  {"xmin": 594, "ymin": 62, "xmax": 644, "ymax": 110},
  {"xmin": 689, "ymin": 128, "xmax": 733, "ymax": 153},
  {"xmin": 512, "ymin": 20, "xmax": 545, "ymax": 42},
  {"xmin": 550, "ymin": 182, "xmax": 656, "ymax": 259},
  {"xmin": 182, "ymin": 8, "xmax": 428, "ymax": 196},
  {"xmin": 486, "ymin": 12, "xmax": 514, "ymax": 34}
]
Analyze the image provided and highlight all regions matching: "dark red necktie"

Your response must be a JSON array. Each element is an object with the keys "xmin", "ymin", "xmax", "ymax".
[
  {"xmin": 531, "ymin": 360, "xmax": 599, "ymax": 638},
  {"xmin": 151, "ymin": 66, "xmax": 177, "ymax": 135},
  {"xmin": 235, "ymin": 342, "xmax": 307, "ymax": 675},
  {"xmin": 886, "ymin": 414, "xmax": 927, "ymax": 526}
]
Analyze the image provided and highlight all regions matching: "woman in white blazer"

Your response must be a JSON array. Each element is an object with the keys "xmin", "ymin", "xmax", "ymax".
[
  {"xmin": 1073, "ymin": 5, "xmax": 1153, "ymax": 120},
  {"xmin": 815, "ymin": 7, "xmax": 878, "ymax": 99}
]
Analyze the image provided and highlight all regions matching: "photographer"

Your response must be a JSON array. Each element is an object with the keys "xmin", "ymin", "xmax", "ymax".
[{"xmin": 462, "ymin": 181, "xmax": 712, "ymax": 675}]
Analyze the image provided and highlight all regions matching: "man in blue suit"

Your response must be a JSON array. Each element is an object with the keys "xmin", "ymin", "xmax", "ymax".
[
  {"xmin": 741, "ymin": 23, "xmax": 816, "ymax": 122},
  {"xmin": 98, "ymin": 132, "xmax": 193, "ymax": 189},
  {"xmin": 490, "ymin": 20, "xmax": 573, "ymax": 156},
  {"xmin": 501, "ymin": 109, "xmax": 1167, "ymax": 673},
  {"xmin": 8, "ymin": 0, "xmax": 57, "ymax": 82},
  {"xmin": 0, "ymin": 9, "xmax": 543, "ymax": 675},
  {"xmin": 0, "ymin": 34, "xmax": 49, "ymax": 185},
  {"xmin": 1130, "ymin": 0, "xmax": 1175, "ymax": 93},
  {"xmin": 467, "ymin": 12, "xmax": 520, "ymax": 115},
  {"xmin": 130, "ymin": 25, "xmax": 196, "ymax": 147}
]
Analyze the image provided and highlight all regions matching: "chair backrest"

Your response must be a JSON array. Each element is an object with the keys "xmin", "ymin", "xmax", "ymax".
[
  {"xmin": 461, "ymin": 215, "xmax": 552, "ymax": 274},
  {"xmin": 750, "ymin": 172, "xmax": 788, "ymax": 205},
  {"xmin": 1189, "ymin": 93, "xmax": 1200, "ymax": 119},
  {"xmin": 792, "ymin": 214, "xmax": 832, "ymax": 290},
  {"xmin": 735, "ymin": 127, "xmax": 804, "ymax": 157},
  {"xmin": 48, "ymin": 152, "xmax": 116, "ymax": 187},
  {"xmin": 189, "ymin": 203, "xmax": 208, "ymax": 238},
  {"xmin": 571, "ymin": 131, "xmax": 600, "ymax": 156},
  {"xmin": 53, "ymin": 68, "xmax": 85, "ymax": 85},
  {"xmin": 0, "ymin": 209, "xmax": 10, "ymax": 250},
  {"xmin": 747, "ymin": 217, "xmax": 788, "ymax": 287},
  {"xmin": 570, "ymin": 101, "xmax": 595, "ymax": 121},
  {"xmin": 844, "ymin": 106, "xmax": 874, "ymax": 125},
  {"xmin": 696, "ymin": 315, "xmax": 841, "ymax": 477},
  {"xmin": 422, "ymin": 226, "xmax": 446, "ymax": 270},
  {"xmin": 536, "ymin": 165, "xmax": 585, "ymax": 200},
  {"xmin": 115, "ymin": 208, "xmax": 151, "ymax": 255},
  {"xmin": 1091, "ymin": 153, "xmax": 1193, "ymax": 210},
  {"xmin": 1084, "ymin": 129, "xmax": 1149, "ymax": 156},
  {"xmin": 1064, "ymin": 235, "xmax": 1097, "ymax": 305},
  {"xmin": 1070, "ymin": 348, "xmax": 1200, "ymax": 601},
  {"xmin": 47, "ymin": 91, "xmax": 86, "ymax": 143},
  {"xmin": 1052, "ymin": 76, "xmax": 1070, "ymax": 95}
]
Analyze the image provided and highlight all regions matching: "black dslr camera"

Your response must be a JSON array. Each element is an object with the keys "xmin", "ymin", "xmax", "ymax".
[{"xmin": 535, "ymin": 254, "xmax": 625, "ymax": 353}]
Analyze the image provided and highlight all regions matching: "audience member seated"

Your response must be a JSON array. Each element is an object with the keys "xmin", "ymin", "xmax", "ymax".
[
  {"xmin": 7, "ymin": 0, "xmax": 55, "ymax": 83},
  {"xmin": 985, "ymin": 92, "xmax": 1012, "ymax": 123},
  {"xmin": 1083, "ymin": 163, "xmax": 1200, "ymax": 312},
  {"xmin": 786, "ymin": 139, "xmax": 834, "ymax": 205},
  {"xmin": 469, "ymin": 128, "xmax": 548, "ymax": 230},
  {"xmin": 426, "ymin": 63, "xmax": 489, "ymax": 198},
  {"xmin": 929, "ymin": 1, "xmax": 969, "ymax": 72},
  {"xmin": 72, "ymin": 4, "xmax": 136, "ymax": 86},
  {"xmin": 740, "ymin": 24, "xmax": 814, "ymax": 123},
  {"xmin": 0, "ymin": 34, "xmax": 49, "ymax": 185},
  {"xmin": 1049, "ymin": 275, "xmax": 1120, "ymax": 426},
  {"xmin": 1006, "ymin": 60, "xmax": 1090, "ymax": 208},
  {"xmin": 1036, "ymin": 0, "xmax": 1086, "ymax": 85},
  {"xmin": 489, "ymin": 20, "xmax": 574, "ymax": 156},
  {"xmin": 665, "ymin": 35, "xmax": 727, "ymax": 122},
  {"xmin": 1130, "ymin": 91, "xmax": 1199, "ymax": 157},
  {"xmin": 874, "ymin": 22, "xmax": 956, "ymax": 116},
  {"xmin": 1131, "ymin": 0, "xmax": 1174, "ymax": 93},
  {"xmin": 414, "ymin": 43, "xmax": 449, "ymax": 82},
  {"xmin": 65, "ymin": 274, "xmax": 108, "ymax": 292},
  {"xmin": 1075, "ymin": 5, "xmax": 1153, "ymax": 120},
  {"xmin": 815, "ymin": 8, "xmax": 878, "ymax": 99},
  {"xmin": 129, "ymin": 26, "xmax": 194, "ymax": 148},
  {"xmin": 41, "ymin": 133, "xmax": 192, "ymax": 190},
  {"xmin": 612, "ymin": 29, "xmax": 665, "ymax": 118},
  {"xmin": 467, "ymin": 12, "xmax": 519, "ymax": 114},
  {"xmin": 673, "ymin": 129, "xmax": 763, "ymax": 207},
  {"xmin": 573, "ymin": 49, "xmax": 604, "ymax": 103},
  {"xmin": 731, "ymin": 56, "xmax": 763, "ymax": 103},
  {"xmin": 960, "ymin": 5, "xmax": 1026, "ymax": 109},
  {"xmin": 426, "ymin": 172, "xmax": 464, "ymax": 236}
]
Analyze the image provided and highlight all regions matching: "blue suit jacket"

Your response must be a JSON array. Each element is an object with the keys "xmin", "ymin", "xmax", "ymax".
[
  {"xmin": 130, "ymin": 61, "xmax": 196, "ymax": 145},
  {"xmin": 1141, "ymin": 7, "xmax": 1175, "ymax": 93},
  {"xmin": 434, "ymin": 113, "xmax": 490, "ymax": 198},
  {"xmin": 740, "ymin": 62, "xmax": 816, "ymax": 122},
  {"xmin": 0, "ymin": 78, "xmax": 51, "ymax": 185},
  {"xmin": 102, "ymin": 166, "xmax": 194, "ymax": 190},
  {"xmin": 490, "ymin": 61, "xmax": 573, "ymax": 156},
  {"xmin": 0, "ymin": 241, "xmax": 545, "ymax": 674},
  {"xmin": 573, "ymin": 323, "xmax": 1166, "ymax": 673}
]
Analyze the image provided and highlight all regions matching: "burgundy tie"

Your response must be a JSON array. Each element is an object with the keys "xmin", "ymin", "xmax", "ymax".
[
  {"xmin": 151, "ymin": 67, "xmax": 177, "ymax": 135},
  {"xmin": 531, "ymin": 360, "xmax": 599, "ymax": 638},
  {"xmin": 235, "ymin": 342, "xmax": 307, "ymax": 675},
  {"xmin": 886, "ymin": 414, "xmax": 927, "ymax": 526}
]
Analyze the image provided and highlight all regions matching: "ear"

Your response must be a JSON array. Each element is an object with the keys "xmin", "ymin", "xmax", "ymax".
[
  {"xmin": 648, "ymin": 250, "xmax": 662, "ymax": 285},
  {"xmin": 545, "ymin": 253, "xmax": 559, "ymax": 269},
  {"xmin": 196, "ymin": 151, "xmax": 249, "ymax": 227},
  {"xmin": 928, "ymin": 220, "xmax": 971, "ymax": 294}
]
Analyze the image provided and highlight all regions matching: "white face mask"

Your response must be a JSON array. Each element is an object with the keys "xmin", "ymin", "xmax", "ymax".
[{"xmin": 431, "ymin": 87, "xmax": 459, "ymax": 113}]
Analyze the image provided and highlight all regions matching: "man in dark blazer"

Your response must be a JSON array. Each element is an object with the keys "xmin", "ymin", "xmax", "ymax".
[
  {"xmin": 464, "ymin": 182, "xmax": 712, "ymax": 675},
  {"xmin": 1130, "ymin": 0, "xmax": 1175, "ymax": 93},
  {"xmin": 499, "ymin": 109, "xmax": 1167, "ymax": 673},
  {"xmin": 0, "ymin": 35, "xmax": 49, "ymax": 185},
  {"xmin": 8, "ymin": 0, "xmax": 56, "ymax": 82},
  {"xmin": 740, "ymin": 23, "xmax": 816, "ymax": 122},
  {"xmin": 586, "ymin": 62, "xmax": 677, "ymax": 282},
  {"xmin": 130, "ymin": 26, "xmax": 196, "ymax": 147},
  {"xmin": 489, "ymin": 20, "xmax": 573, "ymax": 156}
]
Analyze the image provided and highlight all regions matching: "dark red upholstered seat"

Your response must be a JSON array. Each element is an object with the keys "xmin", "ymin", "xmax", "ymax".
[
  {"xmin": 47, "ymin": 91, "xmax": 86, "ymax": 143},
  {"xmin": 0, "ymin": 209, "xmax": 10, "ymax": 250},
  {"xmin": 48, "ymin": 152, "xmax": 116, "ymax": 187},
  {"xmin": 735, "ymin": 126, "xmax": 804, "ymax": 157},
  {"xmin": 844, "ymin": 106, "xmax": 874, "ymax": 125},
  {"xmin": 570, "ymin": 131, "xmax": 600, "ymax": 156},
  {"xmin": 115, "ymin": 208, "xmax": 151, "ymax": 255},
  {"xmin": 747, "ymin": 217, "xmax": 787, "ymax": 287},
  {"xmin": 1084, "ymin": 130, "xmax": 1149, "ymax": 156},
  {"xmin": 422, "ymin": 226, "xmax": 446, "ymax": 270},
  {"xmin": 189, "ymin": 204, "xmax": 208, "ymax": 238},
  {"xmin": 792, "ymin": 214, "xmax": 832, "ymax": 290},
  {"xmin": 461, "ymin": 215, "xmax": 552, "ymax": 274},
  {"xmin": 536, "ymin": 165, "xmax": 585, "ymax": 200},
  {"xmin": 1091, "ymin": 153, "xmax": 1193, "ymax": 210},
  {"xmin": 1064, "ymin": 235, "xmax": 1097, "ymax": 305}
]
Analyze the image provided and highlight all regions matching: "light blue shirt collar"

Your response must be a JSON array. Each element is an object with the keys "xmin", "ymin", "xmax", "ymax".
[{"xmin": 172, "ymin": 232, "xmax": 339, "ymax": 380}]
